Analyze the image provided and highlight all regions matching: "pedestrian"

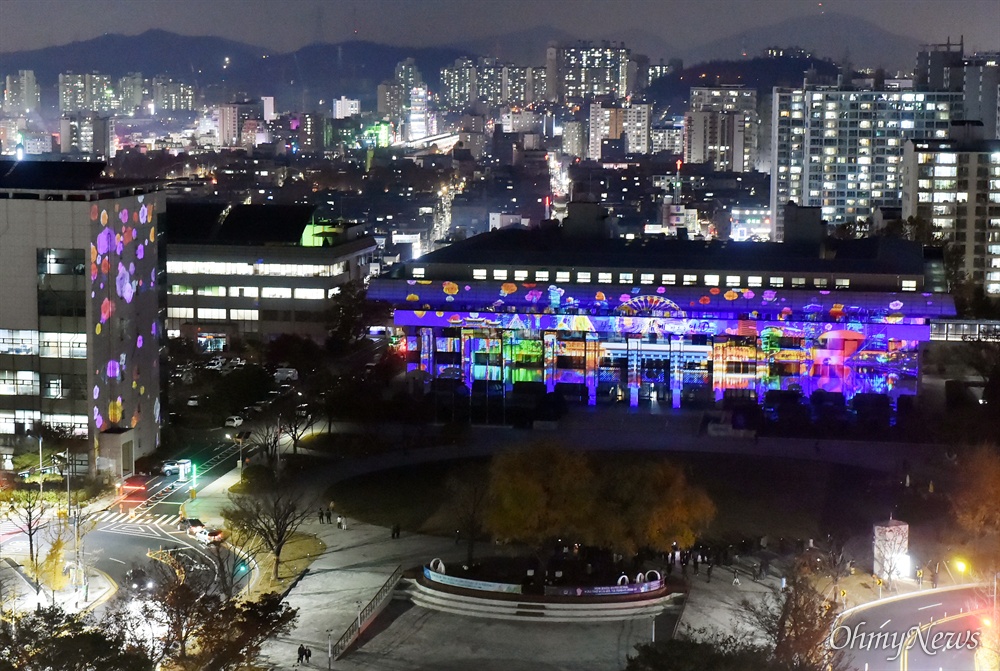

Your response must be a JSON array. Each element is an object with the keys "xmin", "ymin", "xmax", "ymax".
[
  {"xmin": 341, "ymin": 517, "xmax": 347, "ymax": 530},
  {"xmin": 297, "ymin": 644, "xmax": 305, "ymax": 664},
  {"xmin": 732, "ymin": 568, "xmax": 741, "ymax": 586},
  {"xmin": 753, "ymin": 564, "xmax": 760, "ymax": 581},
  {"xmin": 693, "ymin": 555, "xmax": 699, "ymax": 575},
  {"xmin": 337, "ymin": 515, "xmax": 343, "ymax": 529},
  {"xmin": 318, "ymin": 508, "xmax": 324, "ymax": 524},
  {"xmin": 931, "ymin": 571, "xmax": 939, "ymax": 588},
  {"xmin": 706, "ymin": 564, "xmax": 713, "ymax": 583},
  {"xmin": 329, "ymin": 500, "xmax": 336, "ymax": 512},
  {"xmin": 325, "ymin": 509, "xmax": 332, "ymax": 524},
  {"xmin": 305, "ymin": 647, "xmax": 312, "ymax": 664}
]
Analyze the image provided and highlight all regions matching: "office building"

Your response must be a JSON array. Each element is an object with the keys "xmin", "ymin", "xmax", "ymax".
[
  {"xmin": 408, "ymin": 87, "xmax": 428, "ymax": 141},
  {"xmin": 901, "ymin": 137, "xmax": 1000, "ymax": 294},
  {"xmin": 163, "ymin": 202, "xmax": 378, "ymax": 345},
  {"xmin": 0, "ymin": 161, "xmax": 164, "ymax": 475},
  {"xmin": 3, "ymin": 70, "xmax": 40, "ymax": 116},
  {"xmin": 369, "ymin": 201, "xmax": 953, "ymax": 409},
  {"xmin": 59, "ymin": 114, "xmax": 115, "ymax": 159},
  {"xmin": 770, "ymin": 87, "xmax": 963, "ymax": 240}
]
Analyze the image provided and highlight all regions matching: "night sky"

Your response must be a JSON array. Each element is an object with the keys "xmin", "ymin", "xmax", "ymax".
[{"xmin": 1, "ymin": 0, "xmax": 996, "ymax": 55}]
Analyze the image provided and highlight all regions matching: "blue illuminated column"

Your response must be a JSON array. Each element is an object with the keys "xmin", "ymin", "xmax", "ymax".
[
  {"xmin": 628, "ymin": 335, "xmax": 640, "ymax": 408},
  {"xmin": 543, "ymin": 332, "xmax": 557, "ymax": 393},
  {"xmin": 419, "ymin": 328, "xmax": 433, "ymax": 373},
  {"xmin": 671, "ymin": 335, "xmax": 682, "ymax": 409},
  {"xmin": 586, "ymin": 332, "xmax": 600, "ymax": 406}
]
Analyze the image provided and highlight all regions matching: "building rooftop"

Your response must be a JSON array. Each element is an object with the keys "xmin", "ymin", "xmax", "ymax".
[
  {"xmin": 0, "ymin": 160, "xmax": 156, "ymax": 192},
  {"xmin": 163, "ymin": 201, "xmax": 316, "ymax": 245},
  {"xmin": 405, "ymin": 226, "xmax": 929, "ymax": 276}
]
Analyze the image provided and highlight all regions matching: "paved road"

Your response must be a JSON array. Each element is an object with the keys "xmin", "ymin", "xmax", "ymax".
[{"xmin": 835, "ymin": 586, "xmax": 989, "ymax": 671}]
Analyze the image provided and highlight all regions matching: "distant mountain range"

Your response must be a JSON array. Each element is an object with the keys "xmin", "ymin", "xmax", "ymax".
[{"xmin": 0, "ymin": 14, "xmax": 922, "ymax": 112}]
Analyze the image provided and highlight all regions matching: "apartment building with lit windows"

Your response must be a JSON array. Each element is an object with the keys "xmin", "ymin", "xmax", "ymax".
[
  {"xmin": 163, "ymin": 202, "xmax": 378, "ymax": 347},
  {"xmin": 901, "ymin": 138, "xmax": 1000, "ymax": 294},
  {"xmin": 770, "ymin": 87, "xmax": 963, "ymax": 240}
]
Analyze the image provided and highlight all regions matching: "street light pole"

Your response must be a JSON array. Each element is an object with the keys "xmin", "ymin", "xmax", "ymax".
[
  {"xmin": 327, "ymin": 629, "xmax": 333, "ymax": 669},
  {"xmin": 38, "ymin": 434, "xmax": 43, "ymax": 495}
]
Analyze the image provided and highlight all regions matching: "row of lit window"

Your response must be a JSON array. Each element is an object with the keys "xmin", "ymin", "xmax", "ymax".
[
  {"xmin": 0, "ymin": 370, "xmax": 39, "ymax": 396},
  {"xmin": 168, "ymin": 285, "xmax": 327, "ymax": 300},
  {"xmin": 167, "ymin": 308, "xmax": 260, "ymax": 321},
  {"xmin": 0, "ymin": 330, "xmax": 86, "ymax": 358},
  {"xmin": 414, "ymin": 267, "xmax": 875, "ymax": 290},
  {"xmin": 166, "ymin": 261, "xmax": 347, "ymax": 277},
  {"xmin": 0, "ymin": 411, "xmax": 86, "ymax": 436}
]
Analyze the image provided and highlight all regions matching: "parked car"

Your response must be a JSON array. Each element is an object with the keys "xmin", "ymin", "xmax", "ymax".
[
  {"xmin": 187, "ymin": 395, "xmax": 200, "ymax": 407},
  {"xmin": 178, "ymin": 518, "xmax": 205, "ymax": 535},
  {"xmin": 195, "ymin": 528, "xmax": 224, "ymax": 545},
  {"xmin": 224, "ymin": 415, "xmax": 244, "ymax": 428}
]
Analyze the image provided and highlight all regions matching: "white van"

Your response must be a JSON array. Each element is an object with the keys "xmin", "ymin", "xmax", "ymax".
[{"xmin": 274, "ymin": 368, "xmax": 299, "ymax": 382}]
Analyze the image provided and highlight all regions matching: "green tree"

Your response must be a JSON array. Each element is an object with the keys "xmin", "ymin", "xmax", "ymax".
[
  {"xmin": 486, "ymin": 443, "xmax": 595, "ymax": 572},
  {"xmin": 143, "ymin": 561, "xmax": 221, "ymax": 661},
  {"xmin": 0, "ymin": 605, "xmax": 156, "ymax": 671},
  {"xmin": 325, "ymin": 280, "xmax": 391, "ymax": 352},
  {"xmin": 593, "ymin": 460, "xmax": 715, "ymax": 557},
  {"xmin": 951, "ymin": 444, "xmax": 1000, "ymax": 557},
  {"xmin": 1, "ymin": 488, "xmax": 53, "ymax": 604},
  {"xmin": 38, "ymin": 521, "xmax": 71, "ymax": 602}
]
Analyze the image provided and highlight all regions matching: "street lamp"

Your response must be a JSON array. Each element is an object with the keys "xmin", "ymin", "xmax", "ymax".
[
  {"xmin": 956, "ymin": 559, "xmax": 968, "ymax": 583},
  {"xmin": 38, "ymin": 434, "xmax": 43, "ymax": 494}
]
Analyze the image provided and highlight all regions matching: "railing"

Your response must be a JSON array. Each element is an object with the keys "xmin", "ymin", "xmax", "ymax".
[{"xmin": 331, "ymin": 565, "xmax": 403, "ymax": 660}]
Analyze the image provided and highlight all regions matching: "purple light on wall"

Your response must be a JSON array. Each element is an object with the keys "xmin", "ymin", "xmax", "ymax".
[
  {"xmin": 136, "ymin": 335, "xmax": 144, "ymax": 348},
  {"xmin": 106, "ymin": 360, "xmax": 120, "ymax": 379}
]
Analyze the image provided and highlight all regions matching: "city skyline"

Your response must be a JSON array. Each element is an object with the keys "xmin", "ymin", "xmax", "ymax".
[{"xmin": 1, "ymin": 0, "xmax": 996, "ymax": 60}]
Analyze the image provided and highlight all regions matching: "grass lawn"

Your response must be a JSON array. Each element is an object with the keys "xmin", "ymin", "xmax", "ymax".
[
  {"xmin": 246, "ymin": 532, "xmax": 326, "ymax": 600},
  {"xmin": 329, "ymin": 452, "xmax": 891, "ymax": 544}
]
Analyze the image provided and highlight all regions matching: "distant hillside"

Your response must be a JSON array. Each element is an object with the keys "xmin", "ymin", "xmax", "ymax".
[
  {"xmin": 683, "ymin": 12, "xmax": 921, "ymax": 72},
  {"xmin": 0, "ymin": 30, "xmax": 470, "ymax": 112},
  {"xmin": 646, "ymin": 56, "xmax": 844, "ymax": 113}
]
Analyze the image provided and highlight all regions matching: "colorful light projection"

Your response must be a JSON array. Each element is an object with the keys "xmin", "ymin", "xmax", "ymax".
[{"xmin": 90, "ymin": 195, "xmax": 159, "ymax": 432}]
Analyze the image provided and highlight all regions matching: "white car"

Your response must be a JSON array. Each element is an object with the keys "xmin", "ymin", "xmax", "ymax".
[{"xmin": 224, "ymin": 415, "xmax": 244, "ymax": 427}]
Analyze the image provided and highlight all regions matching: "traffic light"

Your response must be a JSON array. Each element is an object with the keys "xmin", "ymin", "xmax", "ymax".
[{"xmin": 237, "ymin": 562, "xmax": 247, "ymax": 573}]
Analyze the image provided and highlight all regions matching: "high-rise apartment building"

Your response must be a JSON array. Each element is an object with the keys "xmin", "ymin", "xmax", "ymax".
[
  {"xmin": 588, "ymin": 102, "xmax": 650, "ymax": 158},
  {"xmin": 59, "ymin": 73, "xmax": 88, "ymax": 113},
  {"xmin": 152, "ymin": 76, "xmax": 195, "ymax": 111},
  {"xmin": 59, "ymin": 114, "xmax": 115, "ymax": 158},
  {"xmin": 3, "ymin": 70, "xmax": 40, "ymax": 115},
  {"xmin": 901, "ymin": 138, "xmax": 1000, "ymax": 294},
  {"xmin": 0, "ymin": 161, "xmax": 164, "ymax": 475},
  {"xmin": 529, "ymin": 67, "xmax": 547, "ymax": 104},
  {"xmin": 957, "ymin": 53, "xmax": 1000, "ymax": 139},
  {"xmin": 440, "ymin": 58, "xmax": 476, "ymax": 112},
  {"xmin": 333, "ymin": 96, "xmax": 361, "ymax": 119},
  {"xmin": 651, "ymin": 117, "xmax": 685, "ymax": 154},
  {"xmin": 547, "ymin": 41, "xmax": 631, "ymax": 102},
  {"xmin": 117, "ymin": 73, "xmax": 145, "ymax": 113},
  {"xmin": 688, "ymin": 86, "xmax": 759, "ymax": 171},
  {"xmin": 408, "ymin": 87, "xmax": 428, "ymax": 141},
  {"xmin": 217, "ymin": 100, "xmax": 263, "ymax": 147},
  {"xmin": 684, "ymin": 111, "xmax": 748, "ymax": 171},
  {"xmin": 769, "ymin": 87, "xmax": 962, "ymax": 240}
]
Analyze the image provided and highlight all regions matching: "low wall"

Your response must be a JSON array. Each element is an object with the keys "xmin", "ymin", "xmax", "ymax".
[
  {"xmin": 423, "ymin": 566, "xmax": 664, "ymax": 598},
  {"xmin": 423, "ymin": 566, "xmax": 522, "ymax": 594}
]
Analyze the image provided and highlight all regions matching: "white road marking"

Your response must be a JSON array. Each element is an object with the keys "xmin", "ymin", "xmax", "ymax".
[
  {"xmin": 917, "ymin": 602, "xmax": 942, "ymax": 611},
  {"xmin": 109, "ymin": 557, "xmax": 125, "ymax": 564}
]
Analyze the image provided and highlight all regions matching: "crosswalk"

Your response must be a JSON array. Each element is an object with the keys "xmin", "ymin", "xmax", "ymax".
[{"xmin": 0, "ymin": 511, "xmax": 182, "ymax": 535}]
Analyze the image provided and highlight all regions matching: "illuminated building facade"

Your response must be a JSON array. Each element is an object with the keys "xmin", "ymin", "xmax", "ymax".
[
  {"xmin": 370, "ymin": 203, "xmax": 954, "ymax": 408},
  {"xmin": 0, "ymin": 162, "xmax": 163, "ymax": 476},
  {"xmin": 547, "ymin": 42, "xmax": 631, "ymax": 102},
  {"xmin": 3, "ymin": 70, "xmax": 40, "ymax": 116}
]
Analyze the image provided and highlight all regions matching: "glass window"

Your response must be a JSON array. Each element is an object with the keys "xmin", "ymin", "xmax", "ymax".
[
  {"xmin": 412, "ymin": 267, "xmax": 425, "ymax": 278},
  {"xmin": 493, "ymin": 269, "xmax": 508, "ymax": 280},
  {"xmin": 293, "ymin": 288, "xmax": 325, "ymax": 300},
  {"xmin": 169, "ymin": 285, "xmax": 194, "ymax": 295},
  {"xmin": 901, "ymin": 280, "xmax": 917, "ymax": 291},
  {"xmin": 835, "ymin": 278, "xmax": 850, "ymax": 289},
  {"xmin": 556, "ymin": 271, "xmax": 571, "ymax": 283},
  {"xmin": 535, "ymin": 270, "xmax": 550, "ymax": 282},
  {"xmin": 0, "ymin": 329, "xmax": 40, "ymax": 356},
  {"xmin": 748, "ymin": 276, "xmax": 763, "ymax": 287},
  {"xmin": 769, "ymin": 277, "xmax": 785, "ymax": 287},
  {"xmin": 619, "ymin": 272, "xmax": 634, "ymax": 284},
  {"xmin": 814, "ymin": 278, "xmax": 828, "ymax": 288},
  {"xmin": 597, "ymin": 272, "xmax": 612, "ymax": 283},
  {"xmin": 229, "ymin": 309, "xmax": 259, "ymax": 320},
  {"xmin": 39, "ymin": 333, "xmax": 86, "ymax": 359},
  {"xmin": 662, "ymin": 274, "xmax": 676, "ymax": 285},
  {"xmin": 514, "ymin": 270, "xmax": 528, "ymax": 281},
  {"xmin": 704, "ymin": 274, "xmax": 720, "ymax": 286},
  {"xmin": 640, "ymin": 273, "xmax": 654, "ymax": 285},
  {"xmin": 196, "ymin": 286, "xmax": 226, "ymax": 297},
  {"xmin": 577, "ymin": 272, "xmax": 591, "ymax": 283},
  {"xmin": 261, "ymin": 287, "xmax": 292, "ymax": 299},
  {"xmin": 683, "ymin": 274, "xmax": 698, "ymax": 286},
  {"xmin": 726, "ymin": 276, "xmax": 740, "ymax": 286},
  {"xmin": 473, "ymin": 269, "xmax": 487, "ymax": 279},
  {"xmin": 230, "ymin": 286, "xmax": 259, "ymax": 298},
  {"xmin": 197, "ymin": 308, "xmax": 227, "ymax": 320},
  {"xmin": 166, "ymin": 307, "xmax": 194, "ymax": 319},
  {"xmin": 791, "ymin": 277, "xmax": 805, "ymax": 287}
]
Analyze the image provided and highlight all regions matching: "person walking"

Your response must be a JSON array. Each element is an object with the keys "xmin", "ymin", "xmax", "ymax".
[
  {"xmin": 297, "ymin": 644, "xmax": 305, "ymax": 664},
  {"xmin": 732, "ymin": 568, "xmax": 741, "ymax": 586},
  {"xmin": 706, "ymin": 564, "xmax": 713, "ymax": 583},
  {"xmin": 318, "ymin": 508, "xmax": 324, "ymax": 524},
  {"xmin": 304, "ymin": 647, "xmax": 312, "ymax": 664},
  {"xmin": 337, "ymin": 515, "xmax": 343, "ymax": 529},
  {"xmin": 325, "ymin": 509, "xmax": 332, "ymax": 524},
  {"xmin": 341, "ymin": 517, "xmax": 347, "ymax": 530}
]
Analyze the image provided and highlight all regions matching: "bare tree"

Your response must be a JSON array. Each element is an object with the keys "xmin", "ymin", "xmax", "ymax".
[
  {"xmin": 206, "ymin": 527, "xmax": 264, "ymax": 601},
  {"xmin": 142, "ymin": 559, "xmax": 221, "ymax": 661},
  {"xmin": 275, "ymin": 397, "xmax": 314, "ymax": 455},
  {"xmin": 222, "ymin": 488, "xmax": 315, "ymax": 582},
  {"xmin": 445, "ymin": 463, "xmax": 490, "ymax": 566},
  {"xmin": 2, "ymin": 488, "xmax": 53, "ymax": 603},
  {"xmin": 248, "ymin": 413, "xmax": 283, "ymax": 466}
]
